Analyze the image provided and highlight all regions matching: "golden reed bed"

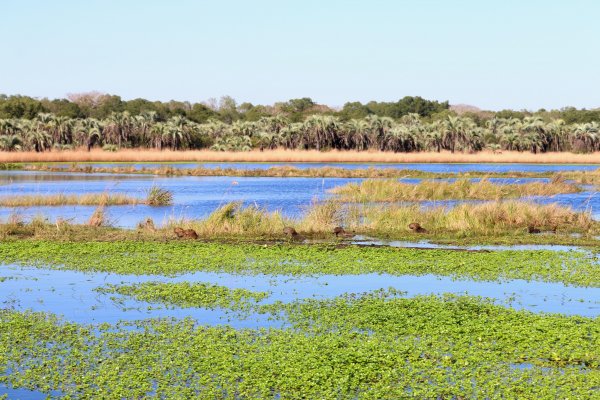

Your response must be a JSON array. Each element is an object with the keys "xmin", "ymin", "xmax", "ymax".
[{"xmin": 1, "ymin": 149, "xmax": 600, "ymax": 164}]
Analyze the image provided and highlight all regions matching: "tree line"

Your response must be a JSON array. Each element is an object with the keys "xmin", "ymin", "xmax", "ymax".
[{"xmin": 0, "ymin": 93, "xmax": 599, "ymax": 153}]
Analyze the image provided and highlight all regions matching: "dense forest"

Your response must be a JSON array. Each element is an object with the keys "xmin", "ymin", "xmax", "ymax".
[{"xmin": 0, "ymin": 93, "xmax": 599, "ymax": 153}]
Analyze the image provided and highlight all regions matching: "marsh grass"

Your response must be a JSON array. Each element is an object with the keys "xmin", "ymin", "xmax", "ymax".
[
  {"xmin": 21, "ymin": 164, "xmax": 547, "ymax": 179},
  {"xmin": 166, "ymin": 200, "xmax": 595, "ymax": 238},
  {"xmin": 25, "ymin": 164, "xmax": 452, "ymax": 179},
  {"xmin": 0, "ymin": 193, "xmax": 140, "ymax": 207},
  {"xmin": 351, "ymin": 201, "xmax": 593, "ymax": 236},
  {"xmin": 0, "ymin": 200, "xmax": 595, "ymax": 242},
  {"xmin": 168, "ymin": 202, "xmax": 290, "ymax": 236},
  {"xmin": 330, "ymin": 178, "xmax": 581, "ymax": 201},
  {"xmin": 0, "ymin": 187, "xmax": 172, "ymax": 207},
  {"xmin": 21, "ymin": 163, "xmax": 600, "ymax": 182},
  {"xmin": 3, "ymin": 148, "xmax": 600, "ymax": 163}
]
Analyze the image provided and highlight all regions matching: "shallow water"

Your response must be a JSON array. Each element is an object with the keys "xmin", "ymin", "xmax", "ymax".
[
  {"xmin": 1, "ymin": 264, "xmax": 598, "ymax": 332},
  {"xmin": 350, "ymin": 236, "xmax": 594, "ymax": 253},
  {"xmin": 0, "ymin": 170, "xmax": 598, "ymax": 228},
  {"xmin": 46, "ymin": 162, "xmax": 600, "ymax": 173},
  {"xmin": 0, "ymin": 383, "xmax": 61, "ymax": 400}
]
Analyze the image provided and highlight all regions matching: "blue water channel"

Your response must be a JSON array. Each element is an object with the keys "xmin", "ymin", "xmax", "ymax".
[{"xmin": 0, "ymin": 162, "xmax": 598, "ymax": 227}]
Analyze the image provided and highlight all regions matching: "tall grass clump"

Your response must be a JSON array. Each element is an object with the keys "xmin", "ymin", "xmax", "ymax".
[
  {"xmin": 145, "ymin": 186, "xmax": 173, "ymax": 206},
  {"xmin": 354, "ymin": 201, "xmax": 593, "ymax": 235},
  {"xmin": 298, "ymin": 199, "xmax": 349, "ymax": 233},
  {"xmin": 170, "ymin": 202, "xmax": 290, "ymax": 236},
  {"xmin": 330, "ymin": 178, "xmax": 581, "ymax": 202}
]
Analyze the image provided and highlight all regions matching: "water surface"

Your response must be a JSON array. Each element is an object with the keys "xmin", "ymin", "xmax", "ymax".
[{"xmin": 1, "ymin": 169, "xmax": 598, "ymax": 227}]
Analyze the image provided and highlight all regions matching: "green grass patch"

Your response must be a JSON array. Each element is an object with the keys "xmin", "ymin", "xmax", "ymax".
[
  {"xmin": 330, "ymin": 178, "xmax": 581, "ymax": 201},
  {"xmin": 1, "ymin": 240, "xmax": 599, "ymax": 286}
]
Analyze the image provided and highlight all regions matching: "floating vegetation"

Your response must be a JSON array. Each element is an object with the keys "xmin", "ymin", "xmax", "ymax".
[
  {"xmin": 96, "ymin": 282, "xmax": 270, "ymax": 310},
  {"xmin": 1, "ymin": 240, "xmax": 599, "ymax": 286},
  {"xmin": 330, "ymin": 178, "xmax": 581, "ymax": 202},
  {"xmin": 0, "ymin": 290, "xmax": 598, "ymax": 398},
  {"xmin": 18, "ymin": 163, "xmax": 558, "ymax": 179}
]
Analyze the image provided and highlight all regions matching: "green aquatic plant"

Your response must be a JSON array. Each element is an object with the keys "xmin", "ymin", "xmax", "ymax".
[
  {"xmin": 96, "ymin": 281, "xmax": 270, "ymax": 310},
  {"xmin": 1, "ymin": 240, "xmax": 599, "ymax": 286},
  {"xmin": 0, "ymin": 163, "xmax": 22, "ymax": 170},
  {"xmin": 0, "ymin": 291, "xmax": 598, "ymax": 398}
]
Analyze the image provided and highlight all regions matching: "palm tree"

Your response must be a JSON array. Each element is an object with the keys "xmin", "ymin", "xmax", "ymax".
[
  {"xmin": 150, "ymin": 123, "xmax": 168, "ymax": 150},
  {"xmin": 363, "ymin": 115, "xmax": 393, "ymax": 150},
  {"xmin": 23, "ymin": 122, "xmax": 51, "ymax": 152},
  {"xmin": 441, "ymin": 116, "xmax": 471, "ymax": 153},
  {"xmin": 104, "ymin": 112, "xmax": 133, "ymax": 148},
  {"xmin": 424, "ymin": 124, "xmax": 443, "ymax": 152},
  {"xmin": 74, "ymin": 119, "xmax": 102, "ymax": 151},
  {"xmin": 572, "ymin": 122, "xmax": 599, "ymax": 152},
  {"xmin": 302, "ymin": 115, "xmax": 341, "ymax": 150},
  {"xmin": 0, "ymin": 134, "xmax": 22, "ymax": 151}
]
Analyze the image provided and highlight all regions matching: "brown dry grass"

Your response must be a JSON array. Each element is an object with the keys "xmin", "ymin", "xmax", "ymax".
[
  {"xmin": 2, "ymin": 149, "xmax": 600, "ymax": 164},
  {"xmin": 0, "ymin": 201, "xmax": 596, "ymax": 243},
  {"xmin": 0, "ymin": 193, "xmax": 141, "ymax": 207},
  {"xmin": 164, "ymin": 200, "xmax": 596, "ymax": 238}
]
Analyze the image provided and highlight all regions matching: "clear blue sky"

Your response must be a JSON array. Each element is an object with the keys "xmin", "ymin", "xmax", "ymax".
[{"xmin": 1, "ymin": 0, "xmax": 598, "ymax": 110}]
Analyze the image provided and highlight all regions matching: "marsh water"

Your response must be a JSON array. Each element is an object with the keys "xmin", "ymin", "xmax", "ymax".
[
  {"xmin": 2, "ymin": 262, "xmax": 599, "ymax": 329},
  {"xmin": 1, "ymin": 162, "xmax": 599, "ymax": 398},
  {"xmin": 1, "ymin": 162, "xmax": 599, "ymax": 227},
  {"xmin": 45, "ymin": 161, "xmax": 600, "ymax": 172},
  {"xmin": 1, "ymin": 161, "xmax": 599, "ymax": 326}
]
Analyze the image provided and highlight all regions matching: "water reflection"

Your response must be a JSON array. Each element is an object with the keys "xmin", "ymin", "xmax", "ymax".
[{"xmin": 1, "ymin": 264, "xmax": 598, "ymax": 331}]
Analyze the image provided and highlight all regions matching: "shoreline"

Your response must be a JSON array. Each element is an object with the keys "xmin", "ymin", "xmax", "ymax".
[{"xmin": 0, "ymin": 149, "xmax": 600, "ymax": 164}]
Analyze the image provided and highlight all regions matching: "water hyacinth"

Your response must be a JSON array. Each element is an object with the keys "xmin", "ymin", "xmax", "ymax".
[{"xmin": 96, "ymin": 282, "xmax": 270, "ymax": 310}]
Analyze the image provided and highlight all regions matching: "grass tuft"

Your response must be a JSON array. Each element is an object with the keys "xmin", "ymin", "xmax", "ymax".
[
  {"xmin": 145, "ymin": 186, "xmax": 173, "ymax": 206},
  {"xmin": 170, "ymin": 202, "xmax": 289, "ymax": 236}
]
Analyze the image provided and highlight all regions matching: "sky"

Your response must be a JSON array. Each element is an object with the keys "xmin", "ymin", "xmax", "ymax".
[{"xmin": 1, "ymin": 0, "xmax": 599, "ymax": 111}]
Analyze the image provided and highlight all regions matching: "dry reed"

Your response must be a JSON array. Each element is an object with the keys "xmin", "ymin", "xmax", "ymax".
[
  {"xmin": 166, "ymin": 202, "xmax": 290, "ymax": 236},
  {"xmin": 2, "ymin": 149, "xmax": 600, "ymax": 164},
  {"xmin": 0, "ymin": 193, "xmax": 141, "ymax": 207}
]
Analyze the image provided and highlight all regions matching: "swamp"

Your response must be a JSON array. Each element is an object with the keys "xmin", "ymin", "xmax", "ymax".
[{"xmin": 0, "ymin": 161, "xmax": 599, "ymax": 398}]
